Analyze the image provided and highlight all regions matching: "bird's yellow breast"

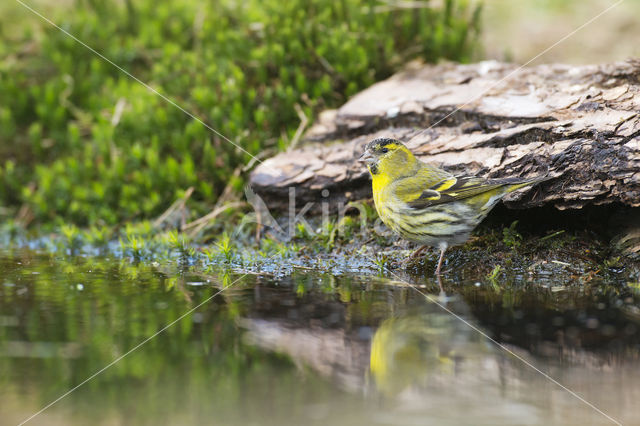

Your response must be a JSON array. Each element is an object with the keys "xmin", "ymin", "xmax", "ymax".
[
  {"xmin": 371, "ymin": 173, "xmax": 390, "ymax": 201},
  {"xmin": 371, "ymin": 172, "xmax": 394, "ymax": 222}
]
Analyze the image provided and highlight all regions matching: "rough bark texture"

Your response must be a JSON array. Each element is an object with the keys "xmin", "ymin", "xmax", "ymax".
[{"xmin": 250, "ymin": 60, "xmax": 640, "ymax": 212}]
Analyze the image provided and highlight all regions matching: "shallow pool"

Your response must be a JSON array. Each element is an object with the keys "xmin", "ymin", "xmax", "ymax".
[{"xmin": 1, "ymin": 250, "xmax": 638, "ymax": 425}]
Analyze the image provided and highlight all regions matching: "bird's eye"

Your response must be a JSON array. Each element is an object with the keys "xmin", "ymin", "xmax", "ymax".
[{"xmin": 381, "ymin": 148, "xmax": 389, "ymax": 154}]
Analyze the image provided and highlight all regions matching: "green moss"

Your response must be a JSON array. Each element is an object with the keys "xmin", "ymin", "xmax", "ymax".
[
  {"xmin": 502, "ymin": 220, "xmax": 522, "ymax": 249},
  {"xmin": 216, "ymin": 232, "xmax": 236, "ymax": 263},
  {"xmin": 0, "ymin": 0, "xmax": 480, "ymax": 227},
  {"xmin": 486, "ymin": 264, "xmax": 502, "ymax": 281}
]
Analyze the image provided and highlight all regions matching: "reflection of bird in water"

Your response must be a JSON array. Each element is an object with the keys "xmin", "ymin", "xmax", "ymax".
[{"xmin": 369, "ymin": 313, "xmax": 487, "ymax": 395}]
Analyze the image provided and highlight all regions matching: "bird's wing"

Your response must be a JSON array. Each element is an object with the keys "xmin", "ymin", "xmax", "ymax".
[{"xmin": 394, "ymin": 168, "xmax": 507, "ymax": 209}]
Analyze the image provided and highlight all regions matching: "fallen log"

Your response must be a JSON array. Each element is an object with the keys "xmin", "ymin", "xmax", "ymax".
[{"xmin": 250, "ymin": 60, "xmax": 640, "ymax": 213}]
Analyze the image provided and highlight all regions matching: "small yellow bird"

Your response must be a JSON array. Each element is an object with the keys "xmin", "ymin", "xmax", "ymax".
[{"xmin": 359, "ymin": 137, "xmax": 548, "ymax": 274}]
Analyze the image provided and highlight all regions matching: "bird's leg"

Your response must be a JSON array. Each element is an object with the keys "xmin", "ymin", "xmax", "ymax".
[
  {"xmin": 436, "ymin": 273, "xmax": 445, "ymax": 295},
  {"xmin": 435, "ymin": 243, "xmax": 448, "ymax": 275},
  {"xmin": 410, "ymin": 245, "xmax": 429, "ymax": 259},
  {"xmin": 435, "ymin": 251, "xmax": 445, "ymax": 275}
]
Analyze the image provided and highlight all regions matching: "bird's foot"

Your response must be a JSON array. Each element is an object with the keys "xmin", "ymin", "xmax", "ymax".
[{"xmin": 409, "ymin": 245, "xmax": 429, "ymax": 259}]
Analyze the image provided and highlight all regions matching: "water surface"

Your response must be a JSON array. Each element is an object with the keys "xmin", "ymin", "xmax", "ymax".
[{"xmin": 1, "ymin": 250, "xmax": 638, "ymax": 425}]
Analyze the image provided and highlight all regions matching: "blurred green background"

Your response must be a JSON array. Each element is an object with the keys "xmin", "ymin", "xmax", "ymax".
[
  {"xmin": 0, "ymin": 0, "xmax": 480, "ymax": 228},
  {"xmin": 481, "ymin": 0, "xmax": 640, "ymax": 64}
]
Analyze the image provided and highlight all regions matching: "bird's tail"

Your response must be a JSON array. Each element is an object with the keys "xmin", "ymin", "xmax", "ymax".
[{"xmin": 505, "ymin": 174, "xmax": 552, "ymax": 193}]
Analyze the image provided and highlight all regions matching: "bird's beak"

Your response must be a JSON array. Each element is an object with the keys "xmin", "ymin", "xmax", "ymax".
[{"xmin": 358, "ymin": 151, "xmax": 375, "ymax": 164}]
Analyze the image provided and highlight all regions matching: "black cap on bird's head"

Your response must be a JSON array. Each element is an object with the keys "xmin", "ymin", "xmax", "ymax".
[{"xmin": 358, "ymin": 137, "xmax": 406, "ymax": 165}]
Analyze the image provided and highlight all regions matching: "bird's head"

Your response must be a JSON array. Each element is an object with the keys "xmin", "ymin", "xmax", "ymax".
[{"xmin": 359, "ymin": 138, "xmax": 416, "ymax": 177}]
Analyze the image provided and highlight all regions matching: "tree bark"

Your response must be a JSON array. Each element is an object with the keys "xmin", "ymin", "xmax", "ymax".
[{"xmin": 250, "ymin": 60, "xmax": 640, "ymax": 212}]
